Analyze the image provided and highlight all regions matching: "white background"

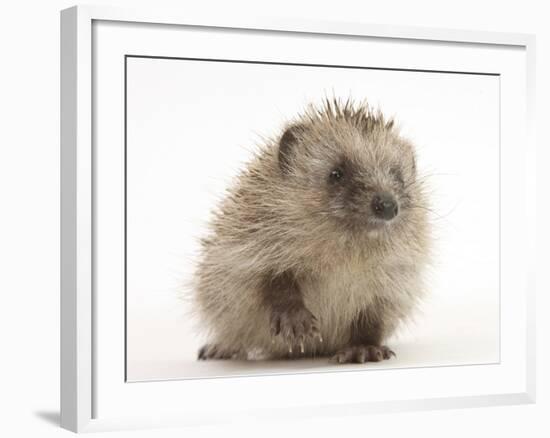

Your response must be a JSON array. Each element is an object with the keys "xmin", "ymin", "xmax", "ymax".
[
  {"xmin": 0, "ymin": 1, "xmax": 547, "ymax": 437},
  {"xmin": 126, "ymin": 57, "xmax": 500, "ymax": 380}
]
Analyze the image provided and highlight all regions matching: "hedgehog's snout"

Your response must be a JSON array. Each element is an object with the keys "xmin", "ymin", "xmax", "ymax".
[{"xmin": 371, "ymin": 192, "xmax": 399, "ymax": 220}]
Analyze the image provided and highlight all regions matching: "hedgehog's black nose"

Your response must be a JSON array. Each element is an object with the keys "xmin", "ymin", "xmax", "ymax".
[{"xmin": 371, "ymin": 193, "xmax": 399, "ymax": 220}]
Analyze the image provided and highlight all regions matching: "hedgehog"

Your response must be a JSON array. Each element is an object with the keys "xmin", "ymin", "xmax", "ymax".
[{"xmin": 192, "ymin": 99, "xmax": 430, "ymax": 364}]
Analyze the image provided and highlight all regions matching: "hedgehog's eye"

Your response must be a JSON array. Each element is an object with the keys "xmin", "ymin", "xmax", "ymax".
[
  {"xmin": 390, "ymin": 166, "xmax": 404, "ymax": 186},
  {"xmin": 329, "ymin": 168, "xmax": 344, "ymax": 182}
]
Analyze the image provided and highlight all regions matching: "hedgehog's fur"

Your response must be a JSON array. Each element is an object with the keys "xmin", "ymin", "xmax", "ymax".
[{"xmin": 192, "ymin": 98, "xmax": 431, "ymax": 363}]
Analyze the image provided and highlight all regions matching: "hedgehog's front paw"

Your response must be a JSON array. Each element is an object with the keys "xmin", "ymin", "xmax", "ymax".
[
  {"xmin": 270, "ymin": 306, "xmax": 322, "ymax": 353},
  {"xmin": 330, "ymin": 345, "xmax": 395, "ymax": 364}
]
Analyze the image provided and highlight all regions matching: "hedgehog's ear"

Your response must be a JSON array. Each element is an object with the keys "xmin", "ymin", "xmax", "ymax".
[{"xmin": 278, "ymin": 124, "xmax": 303, "ymax": 174}]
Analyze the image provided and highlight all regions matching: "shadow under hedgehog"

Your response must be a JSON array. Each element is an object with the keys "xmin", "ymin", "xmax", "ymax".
[{"xmin": 192, "ymin": 98, "xmax": 431, "ymax": 364}]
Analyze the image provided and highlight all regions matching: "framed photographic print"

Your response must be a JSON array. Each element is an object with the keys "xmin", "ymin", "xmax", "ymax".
[{"xmin": 60, "ymin": 5, "xmax": 536, "ymax": 433}]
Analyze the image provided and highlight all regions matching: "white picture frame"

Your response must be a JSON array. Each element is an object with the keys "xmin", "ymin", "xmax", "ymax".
[{"xmin": 60, "ymin": 4, "xmax": 536, "ymax": 433}]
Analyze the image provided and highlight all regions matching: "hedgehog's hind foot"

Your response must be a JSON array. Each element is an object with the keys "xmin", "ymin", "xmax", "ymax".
[{"xmin": 197, "ymin": 343, "xmax": 244, "ymax": 360}]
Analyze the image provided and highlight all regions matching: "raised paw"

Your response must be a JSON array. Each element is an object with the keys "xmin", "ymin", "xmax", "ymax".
[
  {"xmin": 270, "ymin": 306, "xmax": 322, "ymax": 353},
  {"xmin": 330, "ymin": 345, "xmax": 395, "ymax": 364},
  {"xmin": 197, "ymin": 344, "xmax": 242, "ymax": 360}
]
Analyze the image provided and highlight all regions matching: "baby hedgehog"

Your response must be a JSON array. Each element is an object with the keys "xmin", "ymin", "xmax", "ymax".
[{"xmin": 193, "ymin": 99, "xmax": 430, "ymax": 364}]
